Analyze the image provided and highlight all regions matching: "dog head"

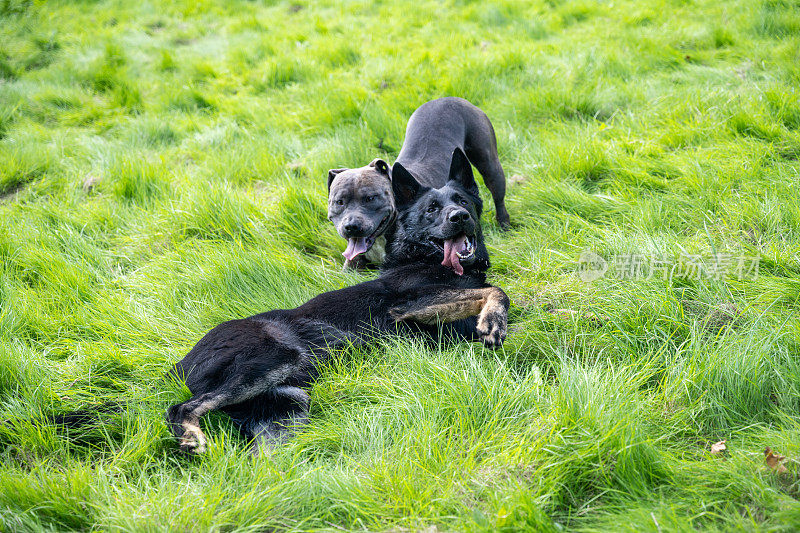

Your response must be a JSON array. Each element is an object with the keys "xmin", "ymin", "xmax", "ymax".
[
  {"xmin": 386, "ymin": 148, "xmax": 489, "ymax": 275},
  {"xmin": 327, "ymin": 158, "xmax": 396, "ymax": 262}
]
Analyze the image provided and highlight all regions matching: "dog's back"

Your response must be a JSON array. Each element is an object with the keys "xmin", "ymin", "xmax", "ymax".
[
  {"xmin": 395, "ymin": 97, "xmax": 510, "ymax": 229},
  {"xmin": 397, "ymin": 97, "xmax": 497, "ymax": 187}
]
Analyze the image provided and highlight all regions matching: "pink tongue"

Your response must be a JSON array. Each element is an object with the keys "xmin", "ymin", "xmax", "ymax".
[
  {"xmin": 343, "ymin": 238, "xmax": 368, "ymax": 261},
  {"xmin": 441, "ymin": 235, "xmax": 467, "ymax": 276}
]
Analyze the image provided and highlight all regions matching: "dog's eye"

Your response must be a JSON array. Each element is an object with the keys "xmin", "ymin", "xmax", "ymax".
[
  {"xmin": 459, "ymin": 199, "xmax": 469, "ymax": 207},
  {"xmin": 426, "ymin": 203, "xmax": 439, "ymax": 213},
  {"xmin": 336, "ymin": 199, "xmax": 344, "ymax": 206},
  {"xmin": 364, "ymin": 195, "xmax": 375, "ymax": 203}
]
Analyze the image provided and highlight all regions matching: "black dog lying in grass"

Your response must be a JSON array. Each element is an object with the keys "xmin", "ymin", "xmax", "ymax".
[{"xmin": 167, "ymin": 148, "xmax": 509, "ymax": 454}]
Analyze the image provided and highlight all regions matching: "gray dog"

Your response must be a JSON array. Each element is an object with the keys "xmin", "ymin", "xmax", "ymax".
[{"xmin": 327, "ymin": 97, "xmax": 510, "ymax": 270}]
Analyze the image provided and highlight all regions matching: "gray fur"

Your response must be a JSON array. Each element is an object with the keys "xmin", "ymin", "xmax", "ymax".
[
  {"xmin": 327, "ymin": 159, "xmax": 395, "ymax": 270},
  {"xmin": 327, "ymin": 97, "xmax": 511, "ymax": 270}
]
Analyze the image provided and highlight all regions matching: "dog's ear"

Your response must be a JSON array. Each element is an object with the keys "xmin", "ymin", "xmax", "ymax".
[
  {"xmin": 327, "ymin": 168, "xmax": 347, "ymax": 192},
  {"xmin": 369, "ymin": 158, "xmax": 390, "ymax": 178},
  {"xmin": 447, "ymin": 147, "xmax": 479, "ymax": 197},
  {"xmin": 391, "ymin": 162, "xmax": 421, "ymax": 207}
]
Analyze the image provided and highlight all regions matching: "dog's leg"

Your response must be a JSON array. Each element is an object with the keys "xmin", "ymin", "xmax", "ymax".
[
  {"xmin": 466, "ymin": 117, "xmax": 511, "ymax": 229},
  {"xmin": 389, "ymin": 286, "xmax": 509, "ymax": 347},
  {"xmin": 167, "ymin": 367, "xmax": 299, "ymax": 454},
  {"xmin": 251, "ymin": 386, "xmax": 311, "ymax": 455},
  {"xmin": 469, "ymin": 147, "xmax": 511, "ymax": 229},
  {"xmin": 243, "ymin": 386, "xmax": 311, "ymax": 456},
  {"xmin": 247, "ymin": 412, "xmax": 310, "ymax": 456},
  {"xmin": 474, "ymin": 288, "xmax": 510, "ymax": 347},
  {"xmin": 166, "ymin": 392, "xmax": 227, "ymax": 454}
]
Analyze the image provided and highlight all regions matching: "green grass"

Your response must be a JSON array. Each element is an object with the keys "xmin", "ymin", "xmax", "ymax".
[{"xmin": 1, "ymin": 0, "xmax": 800, "ymax": 530}]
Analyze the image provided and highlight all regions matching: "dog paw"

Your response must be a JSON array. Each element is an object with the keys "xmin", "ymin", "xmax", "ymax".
[
  {"xmin": 477, "ymin": 309, "xmax": 507, "ymax": 348},
  {"xmin": 178, "ymin": 426, "xmax": 207, "ymax": 455}
]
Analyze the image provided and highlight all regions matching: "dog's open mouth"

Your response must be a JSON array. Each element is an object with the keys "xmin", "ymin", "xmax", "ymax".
[
  {"xmin": 342, "ymin": 215, "xmax": 390, "ymax": 261},
  {"xmin": 431, "ymin": 233, "xmax": 476, "ymax": 276}
]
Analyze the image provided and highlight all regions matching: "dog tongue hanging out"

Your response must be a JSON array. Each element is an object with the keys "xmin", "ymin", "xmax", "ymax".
[
  {"xmin": 327, "ymin": 158, "xmax": 395, "ymax": 268},
  {"xmin": 441, "ymin": 234, "xmax": 477, "ymax": 276},
  {"xmin": 343, "ymin": 237, "xmax": 368, "ymax": 261},
  {"xmin": 382, "ymin": 147, "xmax": 490, "ymax": 277}
]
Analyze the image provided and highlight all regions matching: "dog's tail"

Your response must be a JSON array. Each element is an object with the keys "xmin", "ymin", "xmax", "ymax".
[
  {"xmin": 2, "ymin": 402, "xmax": 126, "ymax": 440},
  {"xmin": 47, "ymin": 401, "xmax": 124, "ymax": 429}
]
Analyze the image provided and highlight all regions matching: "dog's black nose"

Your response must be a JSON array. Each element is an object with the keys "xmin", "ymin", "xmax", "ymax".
[
  {"xmin": 343, "ymin": 222, "xmax": 360, "ymax": 236},
  {"xmin": 448, "ymin": 208, "xmax": 470, "ymax": 224}
]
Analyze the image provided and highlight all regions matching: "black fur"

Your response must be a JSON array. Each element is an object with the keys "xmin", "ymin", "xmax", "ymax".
[
  {"xmin": 328, "ymin": 97, "xmax": 510, "ymax": 271},
  {"xmin": 385, "ymin": 147, "xmax": 488, "ymax": 271},
  {"xmin": 395, "ymin": 97, "xmax": 509, "ymax": 229},
  {"xmin": 165, "ymin": 158, "xmax": 509, "ymax": 455}
]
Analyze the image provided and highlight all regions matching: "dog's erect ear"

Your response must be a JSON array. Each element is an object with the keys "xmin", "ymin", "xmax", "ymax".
[
  {"xmin": 391, "ymin": 162, "xmax": 421, "ymax": 207},
  {"xmin": 447, "ymin": 147, "xmax": 479, "ymax": 197},
  {"xmin": 369, "ymin": 158, "xmax": 390, "ymax": 178},
  {"xmin": 327, "ymin": 168, "xmax": 347, "ymax": 192}
]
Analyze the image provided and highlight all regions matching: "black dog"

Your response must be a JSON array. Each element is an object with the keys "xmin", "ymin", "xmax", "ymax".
[
  {"xmin": 328, "ymin": 97, "xmax": 511, "ymax": 270},
  {"xmin": 166, "ymin": 148, "xmax": 509, "ymax": 454}
]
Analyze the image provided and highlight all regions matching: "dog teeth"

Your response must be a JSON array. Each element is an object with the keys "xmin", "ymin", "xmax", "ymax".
[{"xmin": 456, "ymin": 243, "xmax": 475, "ymax": 259}]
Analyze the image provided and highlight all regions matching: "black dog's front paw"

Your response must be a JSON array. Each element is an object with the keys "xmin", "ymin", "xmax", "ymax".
[{"xmin": 476, "ymin": 309, "xmax": 507, "ymax": 348}]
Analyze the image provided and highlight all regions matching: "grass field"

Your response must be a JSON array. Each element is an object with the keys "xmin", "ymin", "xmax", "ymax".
[{"xmin": 2, "ymin": 0, "xmax": 800, "ymax": 530}]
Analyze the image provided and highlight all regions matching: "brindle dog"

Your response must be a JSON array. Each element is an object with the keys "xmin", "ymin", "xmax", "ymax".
[{"xmin": 166, "ymin": 147, "xmax": 509, "ymax": 455}]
